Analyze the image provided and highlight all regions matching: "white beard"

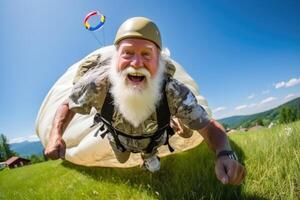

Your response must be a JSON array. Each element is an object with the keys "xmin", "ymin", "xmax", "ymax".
[{"xmin": 108, "ymin": 51, "xmax": 166, "ymax": 127}]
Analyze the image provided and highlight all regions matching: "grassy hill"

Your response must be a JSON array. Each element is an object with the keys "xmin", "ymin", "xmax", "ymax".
[
  {"xmin": 1, "ymin": 121, "xmax": 299, "ymax": 200},
  {"xmin": 219, "ymin": 97, "xmax": 300, "ymax": 128}
]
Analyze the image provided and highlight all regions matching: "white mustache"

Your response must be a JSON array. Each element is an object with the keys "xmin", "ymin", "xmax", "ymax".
[{"xmin": 120, "ymin": 66, "xmax": 151, "ymax": 80}]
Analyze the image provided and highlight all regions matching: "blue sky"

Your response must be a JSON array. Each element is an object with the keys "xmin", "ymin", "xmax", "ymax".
[{"xmin": 0, "ymin": 0, "xmax": 300, "ymax": 143}]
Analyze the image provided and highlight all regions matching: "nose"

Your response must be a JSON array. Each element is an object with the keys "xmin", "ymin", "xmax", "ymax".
[{"xmin": 131, "ymin": 54, "xmax": 143, "ymax": 69}]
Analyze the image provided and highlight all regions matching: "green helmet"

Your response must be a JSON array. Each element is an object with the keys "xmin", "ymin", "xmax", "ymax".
[{"xmin": 114, "ymin": 17, "xmax": 162, "ymax": 49}]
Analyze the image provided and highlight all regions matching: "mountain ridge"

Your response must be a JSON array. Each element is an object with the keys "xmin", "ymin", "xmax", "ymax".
[
  {"xmin": 219, "ymin": 97, "xmax": 300, "ymax": 128},
  {"xmin": 10, "ymin": 141, "xmax": 44, "ymax": 157}
]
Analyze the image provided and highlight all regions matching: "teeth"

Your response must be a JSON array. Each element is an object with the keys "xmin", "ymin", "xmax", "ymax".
[{"xmin": 129, "ymin": 72, "xmax": 144, "ymax": 76}]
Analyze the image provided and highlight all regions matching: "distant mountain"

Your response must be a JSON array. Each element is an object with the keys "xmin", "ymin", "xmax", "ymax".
[
  {"xmin": 10, "ymin": 141, "xmax": 44, "ymax": 157},
  {"xmin": 219, "ymin": 97, "xmax": 300, "ymax": 129}
]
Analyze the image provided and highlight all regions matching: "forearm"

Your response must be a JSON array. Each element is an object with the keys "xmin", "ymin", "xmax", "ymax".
[
  {"xmin": 197, "ymin": 120, "xmax": 231, "ymax": 155},
  {"xmin": 50, "ymin": 100, "xmax": 75, "ymax": 138}
]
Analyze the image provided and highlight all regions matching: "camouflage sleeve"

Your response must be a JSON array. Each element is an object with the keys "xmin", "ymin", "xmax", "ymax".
[
  {"xmin": 68, "ymin": 74, "xmax": 108, "ymax": 115},
  {"xmin": 166, "ymin": 77, "xmax": 211, "ymax": 130},
  {"xmin": 73, "ymin": 54, "xmax": 101, "ymax": 85}
]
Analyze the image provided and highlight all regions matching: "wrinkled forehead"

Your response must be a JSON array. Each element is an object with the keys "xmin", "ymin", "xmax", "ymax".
[{"xmin": 117, "ymin": 38, "xmax": 158, "ymax": 51}]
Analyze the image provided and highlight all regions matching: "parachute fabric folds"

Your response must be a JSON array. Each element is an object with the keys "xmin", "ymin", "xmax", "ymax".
[{"xmin": 35, "ymin": 45, "xmax": 211, "ymax": 168}]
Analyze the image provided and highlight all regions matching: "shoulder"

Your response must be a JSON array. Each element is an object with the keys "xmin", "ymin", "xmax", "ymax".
[
  {"xmin": 71, "ymin": 74, "xmax": 109, "ymax": 99},
  {"xmin": 165, "ymin": 76, "xmax": 191, "ymax": 98},
  {"xmin": 70, "ymin": 60, "xmax": 110, "ymax": 104},
  {"xmin": 73, "ymin": 53, "xmax": 112, "ymax": 85},
  {"xmin": 69, "ymin": 75, "xmax": 109, "ymax": 113},
  {"xmin": 165, "ymin": 76, "xmax": 197, "ymax": 115}
]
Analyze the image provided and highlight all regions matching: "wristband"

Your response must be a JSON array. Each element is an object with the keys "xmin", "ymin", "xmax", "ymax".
[{"xmin": 217, "ymin": 150, "xmax": 238, "ymax": 161}]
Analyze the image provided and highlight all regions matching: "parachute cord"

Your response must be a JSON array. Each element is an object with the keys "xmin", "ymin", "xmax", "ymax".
[
  {"xmin": 90, "ymin": 31, "xmax": 103, "ymax": 47},
  {"xmin": 102, "ymin": 26, "xmax": 106, "ymax": 46}
]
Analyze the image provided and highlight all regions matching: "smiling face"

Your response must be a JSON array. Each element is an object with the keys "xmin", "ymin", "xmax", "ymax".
[
  {"xmin": 116, "ymin": 38, "xmax": 160, "ymax": 89},
  {"xmin": 109, "ymin": 38, "xmax": 165, "ymax": 127}
]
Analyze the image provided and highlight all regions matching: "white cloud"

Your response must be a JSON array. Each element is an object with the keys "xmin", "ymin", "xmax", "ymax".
[
  {"xmin": 284, "ymin": 94, "xmax": 295, "ymax": 100},
  {"xmin": 212, "ymin": 107, "xmax": 227, "ymax": 113},
  {"xmin": 275, "ymin": 81, "xmax": 285, "ymax": 89},
  {"xmin": 9, "ymin": 134, "xmax": 40, "ymax": 144},
  {"xmin": 249, "ymin": 103, "xmax": 257, "ymax": 107},
  {"xmin": 247, "ymin": 94, "xmax": 255, "ymax": 99},
  {"xmin": 235, "ymin": 105, "xmax": 248, "ymax": 110},
  {"xmin": 274, "ymin": 77, "xmax": 300, "ymax": 89},
  {"xmin": 260, "ymin": 97, "xmax": 276, "ymax": 104},
  {"xmin": 286, "ymin": 78, "xmax": 300, "ymax": 87}
]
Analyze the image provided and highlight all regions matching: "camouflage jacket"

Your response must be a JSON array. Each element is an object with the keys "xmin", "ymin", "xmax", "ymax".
[{"xmin": 68, "ymin": 54, "xmax": 211, "ymax": 152}]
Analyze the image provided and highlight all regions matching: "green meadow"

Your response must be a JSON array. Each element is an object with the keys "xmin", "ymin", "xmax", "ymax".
[{"xmin": 0, "ymin": 122, "xmax": 299, "ymax": 200}]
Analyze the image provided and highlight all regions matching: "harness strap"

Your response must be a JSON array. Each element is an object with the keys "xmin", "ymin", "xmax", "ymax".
[
  {"xmin": 156, "ymin": 76, "xmax": 171, "ymax": 128},
  {"xmin": 99, "ymin": 89, "xmax": 127, "ymax": 152},
  {"xmin": 145, "ymin": 77, "xmax": 174, "ymax": 153},
  {"xmin": 94, "ymin": 76, "xmax": 174, "ymax": 153},
  {"xmin": 165, "ymin": 126, "xmax": 175, "ymax": 152}
]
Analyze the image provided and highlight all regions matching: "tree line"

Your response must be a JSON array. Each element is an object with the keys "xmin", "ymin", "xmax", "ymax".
[
  {"xmin": 0, "ymin": 134, "xmax": 16, "ymax": 162},
  {"xmin": 222, "ymin": 104, "xmax": 300, "ymax": 130},
  {"xmin": 279, "ymin": 105, "xmax": 300, "ymax": 124}
]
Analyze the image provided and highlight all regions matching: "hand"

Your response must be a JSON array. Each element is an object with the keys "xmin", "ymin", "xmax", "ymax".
[
  {"xmin": 44, "ymin": 135, "xmax": 66, "ymax": 160},
  {"xmin": 215, "ymin": 156, "xmax": 246, "ymax": 185},
  {"xmin": 170, "ymin": 118, "xmax": 193, "ymax": 138},
  {"xmin": 170, "ymin": 118, "xmax": 182, "ymax": 133}
]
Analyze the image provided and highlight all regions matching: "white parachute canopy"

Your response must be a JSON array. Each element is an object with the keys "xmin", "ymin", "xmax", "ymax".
[{"xmin": 35, "ymin": 45, "xmax": 211, "ymax": 168}]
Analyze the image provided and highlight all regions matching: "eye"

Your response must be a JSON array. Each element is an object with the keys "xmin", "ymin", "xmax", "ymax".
[
  {"xmin": 121, "ymin": 50, "xmax": 134, "ymax": 58},
  {"xmin": 125, "ymin": 50, "xmax": 133, "ymax": 55},
  {"xmin": 142, "ymin": 52, "xmax": 152, "ymax": 60}
]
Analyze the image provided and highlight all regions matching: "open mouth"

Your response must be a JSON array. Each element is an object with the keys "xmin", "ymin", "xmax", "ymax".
[{"xmin": 127, "ymin": 72, "xmax": 146, "ymax": 84}]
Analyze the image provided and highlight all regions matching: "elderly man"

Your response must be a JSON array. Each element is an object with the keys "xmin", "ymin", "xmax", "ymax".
[{"xmin": 45, "ymin": 17, "xmax": 245, "ymax": 184}]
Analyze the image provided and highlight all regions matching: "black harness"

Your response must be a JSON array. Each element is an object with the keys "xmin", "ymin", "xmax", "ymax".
[{"xmin": 91, "ymin": 78, "xmax": 175, "ymax": 154}]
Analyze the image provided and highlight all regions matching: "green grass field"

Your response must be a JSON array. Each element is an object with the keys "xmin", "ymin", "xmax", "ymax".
[{"xmin": 1, "ymin": 122, "xmax": 299, "ymax": 200}]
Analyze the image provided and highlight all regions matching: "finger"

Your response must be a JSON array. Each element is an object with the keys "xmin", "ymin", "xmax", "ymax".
[
  {"xmin": 170, "ymin": 119, "xmax": 180, "ymax": 131},
  {"xmin": 234, "ymin": 166, "xmax": 246, "ymax": 185},
  {"xmin": 59, "ymin": 146, "xmax": 66, "ymax": 159},
  {"xmin": 175, "ymin": 122, "xmax": 184, "ymax": 134},
  {"xmin": 46, "ymin": 143, "xmax": 61, "ymax": 160},
  {"xmin": 46, "ymin": 148, "xmax": 59, "ymax": 160},
  {"xmin": 170, "ymin": 119, "xmax": 175, "ymax": 125},
  {"xmin": 176, "ymin": 119, "xmax": 185, "ymax": 133},
  {"xmin": 59, "ymin": 140, "xmax": 66, "ymax": 159},
  {"xmin": 230, "ymin": 163, "xmax": 245, "ymax": 185},
  {"xmin": 177, "ymin": 129, "xmax": 184, "ymax": 135},
  {"xmin": 227, "ymin": 162, "xmax": 239, "ymax": 184},
  {"xmin": 215, "ymin": 160, "xmax": 229, "ymax": 184}
]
